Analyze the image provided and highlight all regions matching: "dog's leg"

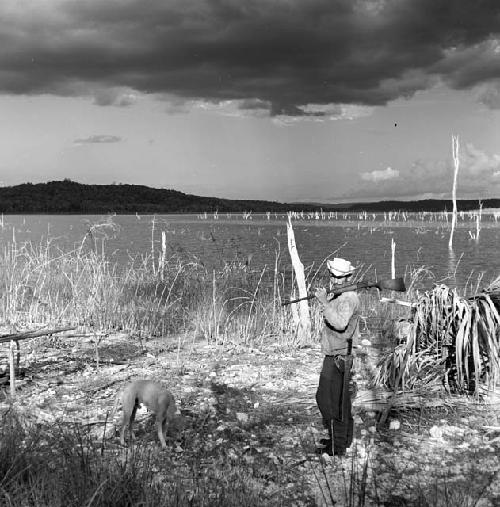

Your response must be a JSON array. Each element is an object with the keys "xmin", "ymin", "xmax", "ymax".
[
  {"xmin": 157, "ymin": 399, "xmax": 177, "ymax": 449},
  {"xmin": 107, "ymin": 395, "xmax": 121, "ymax": 441},
  {"xmin": 120, "ymin": 397, "xmax": 138, "ymax": 446},
  {"xmin": 156, "ymin": 415, "xmax": 167, "ymax": 449},
  {"xmin": 128, "ymin": 405, "xmax": 138, "ymax": 442},
  {"xmin": 119, "ymin": 408, "xmax": 129, "ymax": 446}
]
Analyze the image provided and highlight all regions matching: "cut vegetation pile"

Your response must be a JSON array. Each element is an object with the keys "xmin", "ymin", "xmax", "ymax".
[{"xmin": 375, "ymin": 276, "xmax": 500, "ymax": 396}]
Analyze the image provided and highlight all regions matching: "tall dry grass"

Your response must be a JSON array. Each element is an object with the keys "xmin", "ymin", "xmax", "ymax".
[
  {"xmin": 0, "ymin": 230, "xmax": 325, "ymax": 345},
  {"xmin": 2, "ymin": 220, "xmax": 495, "ymax": 365},
  {"xmin": 0, "ymin": 219, "xmax": 429, "ymax": 351}
]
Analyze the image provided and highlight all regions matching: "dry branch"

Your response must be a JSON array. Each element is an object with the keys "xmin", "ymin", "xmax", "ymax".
[
  {"xmin": 448, "ymin": 135, "xmax": 460, "ymax": 250},
  {"xmin": 0, "ymin": 326, "xmax": 77, "ymax": 344}
]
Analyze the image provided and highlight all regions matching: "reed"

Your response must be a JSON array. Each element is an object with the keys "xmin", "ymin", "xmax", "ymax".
[
  {"xmin": 0, "ymin": 237, "xmax": 364, "ymax": 347},
  {"xmin": 0, "ymin": 233, "xmax": 417, "ymax": 350},
  {"xmin": 0, "ymin": 222, "xmax": 496, "ymax": 359},
  {"xmin": 0, "ymin": 232, "xmax": 306, "ymax": 344}
]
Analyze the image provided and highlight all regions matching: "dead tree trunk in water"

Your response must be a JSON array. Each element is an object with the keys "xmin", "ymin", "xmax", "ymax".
[
  {"xmin": 286, "ymin": 213, "xmax": 311, "ymax": 343},
  {"xmin": 449, "ymin": 135, "xmax": 460, "ymax": 250}
]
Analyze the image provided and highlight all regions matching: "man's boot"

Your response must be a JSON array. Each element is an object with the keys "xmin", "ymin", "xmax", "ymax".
[
  {"xmin": 316, "ymin": 423, "xmax": 333, "ymax": 455},
  {"xmin": 315, "ymin": 420, "xmax": 347, "ymax": 457},
  {"xmin": 334, "ymin": 446, "xmax": 346, "ymax": 456}
]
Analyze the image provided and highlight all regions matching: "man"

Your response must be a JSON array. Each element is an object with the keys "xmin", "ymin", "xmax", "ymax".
[{"xmin": 314, "ymin": 257, "xmax": 360, "ymax": 457}]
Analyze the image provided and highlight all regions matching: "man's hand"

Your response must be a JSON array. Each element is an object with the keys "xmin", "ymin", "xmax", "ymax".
[{"xmin": 314, "ymin": 287, "xmax": 328, "ymax": 305}]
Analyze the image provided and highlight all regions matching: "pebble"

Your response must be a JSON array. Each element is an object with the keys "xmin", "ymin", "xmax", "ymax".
[
  {"xmin": 236, "ymin": 412, "xmax": 249, "ymax": 424},
  {"xmin": 389, "ymin": 419, "xmax": 401, "ymax": 430},
  {"xmin": 429, "ymin": 425, "xmax": 443, "ymax": 439}
]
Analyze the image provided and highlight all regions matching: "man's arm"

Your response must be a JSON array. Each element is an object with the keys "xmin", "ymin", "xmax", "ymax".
[{"xmin": 322, "ymin": 292, "xmax": 359, "ymax": 331}]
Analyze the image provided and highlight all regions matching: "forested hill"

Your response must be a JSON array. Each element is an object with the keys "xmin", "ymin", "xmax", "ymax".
[
  {"xmin": 347, "ymin": 199, "xmax": 500, "ymax": 213},
  {"xmin": 0, "ymin": 180, "xmax": 497, "ymax": 214},
  {"xmin": 0, "ymin": 180, "xmax": 310, "ymax": 213}
]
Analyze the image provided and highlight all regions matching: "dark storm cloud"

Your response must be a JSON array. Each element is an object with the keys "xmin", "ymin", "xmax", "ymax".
[{"xmin": 2, "ymin": 0, "xmax": 500, "ymax": 115}]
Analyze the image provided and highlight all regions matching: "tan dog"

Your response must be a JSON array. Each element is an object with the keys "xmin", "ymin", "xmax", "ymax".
[{"xmin": 112, "ymin": 380, "xmax": 178, "ymax": 448}]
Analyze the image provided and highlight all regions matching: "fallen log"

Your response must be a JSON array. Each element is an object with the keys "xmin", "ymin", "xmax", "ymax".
[
  {"xmin": 0, "ymin": 326, "xmax": 77, "ymax": 344},
  {"xmin": 0, "ymin": 326, "xmax": 76, "ymax": 398}
]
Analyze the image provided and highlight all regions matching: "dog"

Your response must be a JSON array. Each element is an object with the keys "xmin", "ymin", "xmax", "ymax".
[{"xmin": 112, "ymin": 380, "xmax": 178, "ymax": 449}]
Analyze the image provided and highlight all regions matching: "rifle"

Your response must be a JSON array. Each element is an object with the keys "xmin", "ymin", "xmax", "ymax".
[
  {"xmin": 340, "ymin": 336, "xmax": 355, "ymax": 423},
  {"xmin": 281, "ymin": 277, "xmax": 406, "ymax": 306}
]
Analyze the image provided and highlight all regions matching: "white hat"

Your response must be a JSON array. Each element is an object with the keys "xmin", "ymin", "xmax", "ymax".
[{"xmin": 327, "ymin": 258, "xmax": 355, "ymax": 277}]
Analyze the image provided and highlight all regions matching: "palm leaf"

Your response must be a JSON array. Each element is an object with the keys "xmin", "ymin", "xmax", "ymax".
[{"xmin": 376, "ymin": 283, "xmax": 500, "ymax": 394}]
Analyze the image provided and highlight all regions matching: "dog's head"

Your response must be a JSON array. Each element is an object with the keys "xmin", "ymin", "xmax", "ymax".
[{"xmin": 167, "ymin": 413, "xmax": 186, "ymax": 434}]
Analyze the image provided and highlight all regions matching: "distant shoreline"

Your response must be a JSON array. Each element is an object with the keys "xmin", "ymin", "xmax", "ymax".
[{"xmin": 0, "ymin": 180, "xmax": 497, "ymax": 214}]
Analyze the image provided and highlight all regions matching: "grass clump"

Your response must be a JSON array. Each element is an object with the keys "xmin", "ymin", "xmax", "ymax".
[
  {"xmin": 0, "ymin": 410, "xmax": 165, "ymax": 506},
  {"xmin": 0, "ymin": 408, "xmax": 298, "ymax": 506}
]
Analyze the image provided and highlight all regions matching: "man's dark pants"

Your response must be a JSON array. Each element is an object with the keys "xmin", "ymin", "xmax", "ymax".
[{"xmin": 316, "ymin": 355, "xmax": 353, "ymax": 451}]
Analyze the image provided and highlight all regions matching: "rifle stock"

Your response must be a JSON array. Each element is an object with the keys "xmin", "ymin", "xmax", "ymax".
[{"xmin": 281, "ymin": 277, "xmax": 405, "ymax": 306}]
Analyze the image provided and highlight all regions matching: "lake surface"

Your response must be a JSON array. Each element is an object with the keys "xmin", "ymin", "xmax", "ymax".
[{"xmin": 1, "ymin": 213, "xmax": 499, "ymax": 292}]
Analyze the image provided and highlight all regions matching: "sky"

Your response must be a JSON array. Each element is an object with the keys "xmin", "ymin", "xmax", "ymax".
[{"xmin": 1, "ymin": 0, "xmax": 500, "ymax": 203}]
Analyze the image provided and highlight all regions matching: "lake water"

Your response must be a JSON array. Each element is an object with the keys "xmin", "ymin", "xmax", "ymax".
[{"xmin": 1, "ymin": 213, "xmax": 499, "ymax": 292}]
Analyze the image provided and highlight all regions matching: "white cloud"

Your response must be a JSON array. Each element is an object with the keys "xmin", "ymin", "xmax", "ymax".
[
  {"xmin": 93, "ymin": 87, "xmax": 138, "ymax": 107},
  {"xmin": 160, "ymin": 97, "xmax": 374, "ymax": 122},
  {"xmin": 360, "ymin": 166, "xmax": 399, "ymax": 182},
  {"xmin": 473, "ymin": 80, "xmax": 500, "ymax": 109},
  {"xmin": 74, "ymin": 135, "xmax": 122, "ymax": 144},
  {"xmin": 298, "ymin": 103, "xmax": 374, "ymax": 120},
  {"xmin": 348, "ymin": 143, "xmax": 500, "ymax": 201},
  {"xmin": 462, "ymin": 142, "xmax": 500, "ymax": 174}
]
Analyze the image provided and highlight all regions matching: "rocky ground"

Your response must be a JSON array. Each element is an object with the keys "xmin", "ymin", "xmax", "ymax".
[{"xmin": 1, "ymin": 331, "xmax": 500, "ymax": 506}]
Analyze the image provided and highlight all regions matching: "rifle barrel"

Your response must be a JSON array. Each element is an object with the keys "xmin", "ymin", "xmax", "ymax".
[{"xmin": 281, "ymin": 280, "xmax": 372, "ymax": 306}]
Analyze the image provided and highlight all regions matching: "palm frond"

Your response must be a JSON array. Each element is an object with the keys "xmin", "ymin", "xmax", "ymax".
[{"xmin": 375, "ymin": 281, "xmax": 500, "ymax": 394}]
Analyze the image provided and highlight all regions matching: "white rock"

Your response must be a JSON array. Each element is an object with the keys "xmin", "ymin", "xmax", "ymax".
[
  {"xmin": 389, "ymin": 420, "xmax": 401, "ymax": 430},
  {"xmin": 429, "ymin": 425, "xmax": 443, "ymax": 439},
  {"xmin": 236, "ymin": 412, "xmax": 249, "ymax": 424},
  {"xmin": 361, "ymin": 338, "xmax": 372, "ymax": 347}
]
